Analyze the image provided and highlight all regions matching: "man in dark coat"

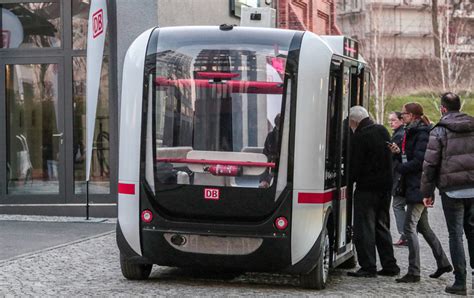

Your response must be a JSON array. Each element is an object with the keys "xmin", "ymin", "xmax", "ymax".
[
  {"xmin": 347, "ymin": 106, "xmax": 400, "ymax": 277},
  {"xmin": 421, "ymin": 92, "xmax": 474, "ymax": 295}
]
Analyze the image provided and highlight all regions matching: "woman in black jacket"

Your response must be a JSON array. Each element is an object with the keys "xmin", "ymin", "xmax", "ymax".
[
  {"xmin": 389, "ymin": 103, "xmax": 452, "ymax": 283},
  {"xmin": 389, "ymin": 111, "xmax": 407, "ymax": 246}
]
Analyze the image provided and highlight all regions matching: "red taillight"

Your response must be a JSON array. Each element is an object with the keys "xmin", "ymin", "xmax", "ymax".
[
  {"xmin": 141, "ymin": 210, "xmax": 153, "ymax": 223},
  {"xmin": 275, "ymin": 216, "xmax": 288, "ymax": 230}
]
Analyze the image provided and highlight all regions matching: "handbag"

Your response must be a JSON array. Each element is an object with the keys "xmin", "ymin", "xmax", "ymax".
[{"xmin": 394, "ymin": 176, "xmax": 405, "ymax": 197}]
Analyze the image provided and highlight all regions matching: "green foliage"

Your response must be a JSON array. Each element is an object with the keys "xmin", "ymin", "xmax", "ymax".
[{"xmin": 373, "ymin": 94, "xmax": 474, "ymax": 129}]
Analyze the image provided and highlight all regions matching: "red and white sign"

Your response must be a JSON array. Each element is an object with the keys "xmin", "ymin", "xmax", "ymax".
[
  {"xmin": 204, "ymin": 188, "xmax": 220, "ymax": 200},
  {"xmin": 2, "ymin": 30, "xmax": 10, "ymax": 48},
  {"xmin": 92, "ymin": 9, "xmax": 104, "ymax": 39},
  {"xmin": 86, "ymin": 0, "xmax": 108, "ymax": 182}
]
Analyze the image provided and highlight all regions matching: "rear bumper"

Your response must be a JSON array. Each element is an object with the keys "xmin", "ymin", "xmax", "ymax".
[
  {"xmin": 141, "ymin": 228, "xmax": 291, "ymax": 272},
  {"xmin": 117, "ymin": 188, "xmax": 298, "ymax": 272}
]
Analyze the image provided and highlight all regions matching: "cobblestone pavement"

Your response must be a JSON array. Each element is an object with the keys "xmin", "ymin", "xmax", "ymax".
[{"xmin": 0, "ymin": 201, "xmax": 471, "ymax": 296}]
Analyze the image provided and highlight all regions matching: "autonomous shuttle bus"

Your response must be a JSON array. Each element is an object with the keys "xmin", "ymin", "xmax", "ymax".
[{"xmin": 117, "ymin": 25, "xmax": 370, "ymax": 289}]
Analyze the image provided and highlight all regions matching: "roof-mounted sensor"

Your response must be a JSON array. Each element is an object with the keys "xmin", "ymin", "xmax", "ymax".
[{"xmin": 219, "ymin": 24, "xmax": 235, "ymax": 31}]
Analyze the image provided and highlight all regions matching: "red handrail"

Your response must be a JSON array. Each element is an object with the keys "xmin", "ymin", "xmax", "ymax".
[
  {"xmin": 196, "ymin": 72, "xmax": 240, "ymax": 79},
  {"xmin": 155, "ymin": 77, "xmax": 283, "ymax": 95},
  {"xmin": 157, "ymin": 158, "xmax": 275, "ymax": 169}
]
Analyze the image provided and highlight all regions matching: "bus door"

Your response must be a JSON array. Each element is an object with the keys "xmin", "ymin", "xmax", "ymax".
[
  {"xmin": 326, "ymin": 60, "xmax": 351, "ymax": 254},
  {"xmin": 335, "ymin": 64, "xmax": 352, "ymax": 253},
  {"xmin": 342, "ymin": 63, "xmax": 364, "ymax": 249}
]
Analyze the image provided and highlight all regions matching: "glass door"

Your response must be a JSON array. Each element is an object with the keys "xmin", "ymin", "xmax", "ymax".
[{"xmin": 1, "ymin": 57, "xmax": 65, "ymax": 201}]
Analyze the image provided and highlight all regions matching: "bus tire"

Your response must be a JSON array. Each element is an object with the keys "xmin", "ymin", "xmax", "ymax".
[
  {"xmin": 300, "ymin": 227, "xmax": 331, "ymax": 289},
  {"xmin": 120, "ymin": 253, "xmax": 152, "ymax": 280}
]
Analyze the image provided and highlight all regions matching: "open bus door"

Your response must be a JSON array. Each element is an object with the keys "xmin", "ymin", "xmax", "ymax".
[
  {"xmin": 328, "ymin": 59, "xmax": 368, "ymax": 257},
  {"xmin": 327, "ymin": 60, "xmax": 351, "ymax": 255}
]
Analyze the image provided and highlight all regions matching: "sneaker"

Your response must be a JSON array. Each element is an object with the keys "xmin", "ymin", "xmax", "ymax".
[
  {"xmin": 347, "ymin": 269, "xmax": 377, "ymax": 278},
  {"xmin": 429, "ymin": 265, "xmax": 453, "ymax": 278},
  {"xmin": 395, "ymin": 274, "xmax": 420, "ymax": 283}
]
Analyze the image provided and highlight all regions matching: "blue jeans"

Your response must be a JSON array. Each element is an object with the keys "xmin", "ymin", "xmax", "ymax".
[
  {"xmin": 404, "ymin": 203, "xmax": 451, "ymax": 276},
  {"xmin": 441, "ymin": 193, "xmax": 474, "ymax": 284},
  {"xmin": 392, "ymin": 195, "xmax": 406, "ymax": 239}
]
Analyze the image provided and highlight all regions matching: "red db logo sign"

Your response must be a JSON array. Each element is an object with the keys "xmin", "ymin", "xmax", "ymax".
[
  {"xmin": 204, "ymin": 188, "xmax": 220, "ymax": 200},
  {"xmin": 92, "ymin": 9, "xmax": 104, "ymax": 39}
]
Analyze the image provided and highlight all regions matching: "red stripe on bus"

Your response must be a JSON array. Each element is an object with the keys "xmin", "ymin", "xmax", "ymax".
[
  {"xmin": 118, "ymin": 183, "xmax": 135, "ymax": 195},
  {"xmin": 298, "ymin": 191, "xmax": 334, "ymax": 204}
]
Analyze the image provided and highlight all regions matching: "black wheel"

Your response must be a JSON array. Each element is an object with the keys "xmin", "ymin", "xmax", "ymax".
[
  {"xmin": 300, "ymin": 227, "xmax": 331, "ymax": 289},
  {"xmin": 120, "ymin": 253, "xmax": 152, "ymax": 280},
  {"xmin": 338, "ymin": 253, "xmax": 357, "ymax": 269}
]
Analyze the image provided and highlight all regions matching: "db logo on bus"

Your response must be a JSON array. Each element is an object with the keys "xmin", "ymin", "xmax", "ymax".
[
  {"xmin": 204, "ymin": 188, "xmax": 220, "ymax": 200},
  {"xmin": 92, "ymin": 9, "xmax": 104, "ymax": 39}
]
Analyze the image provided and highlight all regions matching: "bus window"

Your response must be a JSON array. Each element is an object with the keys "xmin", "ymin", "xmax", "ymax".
[
  {"xmin": 350, "ymin": 66, "xmax": 361, "ymax": 107},
  {"xmin": 363, "ymin": 70, "xmax": 370, "ymax": 112},
  {"xmin": 325, "ymin": 62, "xmax": 342, "ymax": 189},
  {"xmin": 148, "ymin": 28, "xmax": 295, "ymax": 190}
]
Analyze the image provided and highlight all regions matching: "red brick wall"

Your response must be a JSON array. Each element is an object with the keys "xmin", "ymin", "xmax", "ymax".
[{"xmin": 277, "ymin": 0, "xmax": 341, "ymax": 35}]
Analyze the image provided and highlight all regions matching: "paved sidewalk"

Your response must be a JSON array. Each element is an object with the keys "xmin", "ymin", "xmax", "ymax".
[
  {"xmin": 0, "ymin": 220, "xmax": 115, "ymax": 261},
  {"xmin": 0, "ymin": 202, "xmax": 470, "ymax": 296}
]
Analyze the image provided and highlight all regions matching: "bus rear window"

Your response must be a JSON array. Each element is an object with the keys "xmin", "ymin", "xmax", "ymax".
[{"xmin": 145, "ymin": 27, "xmax": 294, "ymax": 189}]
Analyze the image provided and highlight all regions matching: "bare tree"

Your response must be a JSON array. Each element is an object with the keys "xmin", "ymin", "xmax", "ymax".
[
  {"xmin": 431, "ymin": 0, "xmax": 441, "ymax": 59},
  {"xmin": 365, "ymin": 3, "xmax": 396, "ymax": 124},
  {"xmin": 432, "ymin": 0, "xmax": 473, "ymax": 93}
]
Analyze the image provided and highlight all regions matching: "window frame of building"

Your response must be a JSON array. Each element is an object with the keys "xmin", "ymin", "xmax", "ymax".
[{"xmin": 0, "ymin": 0, "xmax": 118, "ymax": 205}]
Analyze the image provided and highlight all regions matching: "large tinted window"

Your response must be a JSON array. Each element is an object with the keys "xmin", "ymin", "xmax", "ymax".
[{"xmin": 146, "ymin": 27, "xmax": 294, "ymax": 189}]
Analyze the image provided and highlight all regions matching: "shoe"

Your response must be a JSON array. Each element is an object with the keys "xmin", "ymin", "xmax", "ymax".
[
  {"xmin": 429, "ymin": 265, "xmax": 453, "ymax": 278},
  {"xmin": 445, "ymin": 283, "xmax": 467, "ymax": 295},
  {"xmin": 377, "ymin": 268, "xmax": 401, "ymax": 276},
  {"xmin": 395, "ymin": 274, "xmax": 420, "ymax": 283},
  {"xmin": 393, "ymin": 239, "xmax": 408, "ymax": 246},
  {"xmin": 347, "ymin": 269, "xmax": 377, "ymax": 278}
]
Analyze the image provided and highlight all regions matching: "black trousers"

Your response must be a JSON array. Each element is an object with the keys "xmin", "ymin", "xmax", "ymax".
[{"xmin": 353, "ymin": 189, "xmax": 399, "ymax": 273}]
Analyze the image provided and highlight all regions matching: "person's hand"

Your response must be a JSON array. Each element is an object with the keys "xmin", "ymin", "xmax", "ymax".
[
  {"xmin": 423, "ymin": 197, "xmax": 434, "ymax": 208},
  {"xmin": 259, "ymin": 181, "xmax": 270, "ymax": 188},
  {"xmin": 387, "ymin": 142, "xmax": 401, "ymax": 154}
]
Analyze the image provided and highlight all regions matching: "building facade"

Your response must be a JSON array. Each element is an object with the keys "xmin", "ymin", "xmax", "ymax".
[
  {"xmin": 337, "ymin": 0, "xmax": 474, "ymax": 59},
  {"xmin": 0, "ymin": 0, "xmax": 340, "ymax": 217},
  {"xmin": 0, "ymin": 0, "xmax": 157, "ymax": 216},
  {"xmin": 338, "ymin": 0, "xmax": 435, "ymax": 59},
  {"xmin": 277, "ymin": 0, "xmax": 341, "ymax": 34},
  {"xmin": 157, "ymin": 0, "xmax": 339, "ymax": 35}
]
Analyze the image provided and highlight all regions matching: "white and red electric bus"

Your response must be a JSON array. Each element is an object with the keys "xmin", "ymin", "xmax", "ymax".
[{"xmin": 117, "ymin": 25, "xmax": 370, "ymax": 289}]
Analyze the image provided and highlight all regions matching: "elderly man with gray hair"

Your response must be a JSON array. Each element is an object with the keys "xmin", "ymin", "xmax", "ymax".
[{"xmin": 347, "ymin": 106, "xmax": 400, "ymax": 278}]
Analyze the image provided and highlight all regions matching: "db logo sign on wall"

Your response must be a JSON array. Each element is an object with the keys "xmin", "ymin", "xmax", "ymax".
[
  {"xmin": 204, "ymin": 188, "xmax": 220, "ymax": 200},
  {"xmin": 92, "ymin": 9, "xmax": 104, "ymax": 39}
]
